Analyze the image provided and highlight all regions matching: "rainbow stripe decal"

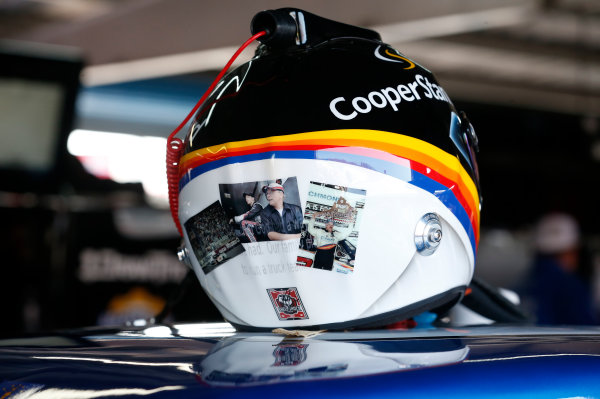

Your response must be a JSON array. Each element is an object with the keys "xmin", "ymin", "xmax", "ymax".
[{"xmin": 179, "ymin": 130, "xmax": 480, "ymax": 255}]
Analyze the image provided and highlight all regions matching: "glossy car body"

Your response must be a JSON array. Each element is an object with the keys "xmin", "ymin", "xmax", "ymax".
[{"xmin": 2, "ymin": 322, "xmax": 600, "ymax": 398}]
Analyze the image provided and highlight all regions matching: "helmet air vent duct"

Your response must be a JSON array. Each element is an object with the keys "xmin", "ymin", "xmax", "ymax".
[
  {"xmin": 415, "ymin": 213, "xmax": 443, "ymax": 256},
  {"xmin": 251, "ymin": 8, "xmax": 381, "ymax": 51}
]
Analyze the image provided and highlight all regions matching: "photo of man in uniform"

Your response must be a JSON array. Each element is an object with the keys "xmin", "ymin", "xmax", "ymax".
[
  {"xmin": 259, "ymin": 182, "xmax": 303, "ymax": 241},
  {"xmin": 308, "ymin": 198, "xmax": 352, "ymax": 270}
]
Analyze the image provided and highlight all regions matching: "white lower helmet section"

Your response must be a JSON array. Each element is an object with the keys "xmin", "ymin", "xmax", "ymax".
[{"xmin": 179, "ymin": 157, "xmax": 474, "ymax": 329}]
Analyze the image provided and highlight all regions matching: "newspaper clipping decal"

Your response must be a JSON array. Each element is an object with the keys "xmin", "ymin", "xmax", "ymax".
[{"xmin": 297, "ymin": 181, "xmax": 366, "ymax": 274}]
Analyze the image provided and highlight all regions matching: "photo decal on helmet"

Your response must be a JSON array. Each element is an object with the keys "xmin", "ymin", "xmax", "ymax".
[
  {"xmin": 220, "ymin": 177, "xmax": 303, "ymax": 243},
  {"xmin": 297, "ymin": 182, "xmax": 366, "ymax": 274},
  {"xmin": 267, "ymin": 287, "xmax": 308, "ymax": 321},
  {"xmin": 184, "ymin": 201, "xmax": 246, "ymax": 274}
]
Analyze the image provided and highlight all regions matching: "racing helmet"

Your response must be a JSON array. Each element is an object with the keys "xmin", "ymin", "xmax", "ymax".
[{"xmin": 172, "ymin": 8, "xmax": 481, "ymax": 330}]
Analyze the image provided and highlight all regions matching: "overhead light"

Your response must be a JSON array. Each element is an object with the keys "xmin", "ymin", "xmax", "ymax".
[
  {"xmin": 82, "ymin": 45, "xmax": 254, "ymax": 86},
  {"xmin": 67, "ymin": 129, "xmax": 168, "ymax": 208},
  {"xmin": 374, "ymin": 4, "xmax": 535, "ymax": 43}
]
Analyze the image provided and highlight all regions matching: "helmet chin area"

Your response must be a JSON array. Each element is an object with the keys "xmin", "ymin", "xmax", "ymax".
[
  {"xmin": 178, "ymin": 149, "xmax": 475, "ymax": 330},
  {"xmin": 355, "ymin": 216, "xmax": 473, "ymax": 324}
]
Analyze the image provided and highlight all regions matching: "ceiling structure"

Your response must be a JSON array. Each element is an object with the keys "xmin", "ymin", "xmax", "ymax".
[{"xmin": 1, "ymin": 0, "xmax": 598, "ymax": 117}]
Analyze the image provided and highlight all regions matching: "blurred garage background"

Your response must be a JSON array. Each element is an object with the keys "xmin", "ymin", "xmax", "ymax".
[{"xmin": 1, "ymin": 0, "xmax": 599, "ymax": 336}]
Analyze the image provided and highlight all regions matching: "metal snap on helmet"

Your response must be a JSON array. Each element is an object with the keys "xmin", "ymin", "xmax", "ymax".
[{"xmin": 173, "ymin": 8, "xmax": 481, "ymax": 331}]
